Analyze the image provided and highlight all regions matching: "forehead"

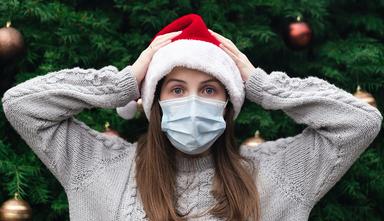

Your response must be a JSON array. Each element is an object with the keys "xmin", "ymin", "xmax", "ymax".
[{"xmin": 164, "ymin": 66, "xmax": 222, "ymax": 84}]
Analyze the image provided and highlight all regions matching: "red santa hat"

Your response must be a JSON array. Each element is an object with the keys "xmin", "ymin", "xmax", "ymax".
[{"xmin": 117, "ymin": 13, "xmax": 245, "ymax": 120}]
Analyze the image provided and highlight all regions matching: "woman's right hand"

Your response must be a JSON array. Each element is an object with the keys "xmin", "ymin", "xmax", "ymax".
[{"xmin": 131, "ymin": 30, "xmax": 182, "ymax": 88}]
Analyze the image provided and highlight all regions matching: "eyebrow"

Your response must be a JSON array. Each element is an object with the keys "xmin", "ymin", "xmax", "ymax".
[{"xmin": 164, "ymin": 77, "xmax": 221, "ymax": 86}]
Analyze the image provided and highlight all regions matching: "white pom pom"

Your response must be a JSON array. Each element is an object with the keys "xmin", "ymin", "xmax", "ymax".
[{"xmin": 116, "ymin": 100, "xmax": 138, "ymax": 120}]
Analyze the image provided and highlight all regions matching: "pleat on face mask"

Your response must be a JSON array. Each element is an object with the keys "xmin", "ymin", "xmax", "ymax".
[{"xmin": 158, "ymin": 95, "xmax": 228, "ymax": 155}]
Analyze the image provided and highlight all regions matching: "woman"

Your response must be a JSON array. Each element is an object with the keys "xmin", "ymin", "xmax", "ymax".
[{"xmin": 2, "ymin": 14, "xmax": 382, "ymax": 221}]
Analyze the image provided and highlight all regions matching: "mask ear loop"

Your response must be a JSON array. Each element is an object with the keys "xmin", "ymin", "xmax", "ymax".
[
  {"xmin": 221, "ymin": 98, "xmax": 229, "ymax": 117},
  {"xmin": 224, "ymin": 98, "xmax": 229, "ymax": 107}
]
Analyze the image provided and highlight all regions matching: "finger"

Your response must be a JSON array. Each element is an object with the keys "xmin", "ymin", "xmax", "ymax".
[
  {"xmin": 151, "ymin": 37, "xmax": 173, "ymax": 48},
  {"xmin": 209, "ymin": 29, "xmax": 233, "ymax": 45},
  {"xmin": 209, "ymin": 29, "xmax": 240, "ymax": 52},
  {"xmin": 147, "ymin": 39, "xmax": 172, "ymax": 53},
  {"xmin": 150, "ymin": 31, "xmax": 180, "ymax": 49},
  {"xmin": 220, "ymin": 39, "xmax": 241, "ymax": 57},
  {"xmin": 208, "ymin": 29, "xmax": 228, "ymax": 43},
  {"xmin": 209, "ymin": 29, "xmax": 241, "ymax": 55},
  {"xmin": 159, "ymin": 31, "xmax": 182, "ymax": 39},
  {"xmin": 219, "ymin": 43, "xmax": 239, "ymax": 63},
  {"xmin": 154, "ymin": 31, "xmax": 182, "ymax": 41},
  {"xmin": 153, "ymin": 39, "xmax": 172, "ymax": 50},
  {"xmin": 208, "ymin": 29, "xmax": 220, "ymax": 36}
]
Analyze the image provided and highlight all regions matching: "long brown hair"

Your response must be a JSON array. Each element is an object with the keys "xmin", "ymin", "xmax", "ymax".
[{"xmin": 136, "ymin": 76, "xmax": 260, "ymax": 221}]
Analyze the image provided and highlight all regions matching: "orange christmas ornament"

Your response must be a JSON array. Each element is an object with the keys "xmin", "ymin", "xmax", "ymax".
[
  {"xmin": 102, "ymin": 122, "xmax": 120, "ymax": 137},
  {"xmin": 354, "ymin": 86, "xmax": 377, "ymax": 108},
  {"xmin": 241, "ymin": 130, "xmax": 265, "ymax": 148}
]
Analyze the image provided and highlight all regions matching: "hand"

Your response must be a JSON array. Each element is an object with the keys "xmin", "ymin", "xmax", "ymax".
[
  {"xmin": 208, "ymin": 29, "xmax": 256, "ymax": 82},
  {"xmin": 131, "ymin": 31, "xmax": 182, "ymax": 88}
]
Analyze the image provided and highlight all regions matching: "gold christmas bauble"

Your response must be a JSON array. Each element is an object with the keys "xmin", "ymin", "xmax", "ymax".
[
  {"xmin": 241, "ymin": 130, "xmax": 265, "ymax": 148},
  {"xmin": 137, "ymin": 98, "xmax": 143, "ymax": 112},
  {"xmin": 0, "ymin": 21, "xmax": 25, "ymax": 64},
  {"xmin": 353, "ymin": 86, "xmax": 377, "ymax": 107},
  {"xmin": 102, "ymin": 122, "xmax": 120, "ymax": 137},
  {"xmin": 0, "ymin": 193, "xmax": 32, "ymax": 221}
]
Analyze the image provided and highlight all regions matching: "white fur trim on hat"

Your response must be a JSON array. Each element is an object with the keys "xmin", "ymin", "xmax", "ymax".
[{"xmin": 141, "ymin": 39, "xmax": 245, "ymax": 121}]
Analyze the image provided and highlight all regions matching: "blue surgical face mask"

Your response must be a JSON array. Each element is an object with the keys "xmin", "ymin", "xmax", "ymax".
[{"xmin": 158, "ymin": 95, "xmax": 228, "ymax": 155}]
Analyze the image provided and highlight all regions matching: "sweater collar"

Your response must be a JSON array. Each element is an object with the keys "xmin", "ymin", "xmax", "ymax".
[{"xmin": 175, "ymin": 152, "xmax": 215, "ymax": 172}]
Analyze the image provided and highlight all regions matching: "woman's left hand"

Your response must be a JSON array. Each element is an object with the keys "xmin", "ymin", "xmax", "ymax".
[{"xmin": 208, "ymin": 29, "xmax": 256, "ymax": 82}]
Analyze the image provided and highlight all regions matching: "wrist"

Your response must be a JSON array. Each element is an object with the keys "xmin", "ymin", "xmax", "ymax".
[
  {"xmin": 128, "ymin": 65, "xmax": 142, "ymax": 86},
  {"xmin": 242, "ymin": 67, "xmax": 255, "ymax": 84}
]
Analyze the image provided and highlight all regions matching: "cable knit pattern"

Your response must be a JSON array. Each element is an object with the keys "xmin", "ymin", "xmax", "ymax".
[
  {"xmin": 1, "ymin": 65, "xmax": 382, "ymax": 221},
  {"xmin": 242, "ymin": 67, "xmax": 382, "ymax": 218}
]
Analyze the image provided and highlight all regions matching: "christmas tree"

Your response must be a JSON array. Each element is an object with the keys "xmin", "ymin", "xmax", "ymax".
[{"xmin": 0, "ymin": 0, "xmax": 383, "ymax": 220}]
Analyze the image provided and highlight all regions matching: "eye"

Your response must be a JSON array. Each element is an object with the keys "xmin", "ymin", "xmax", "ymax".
[
  {"xmin": 203, "ymin": 87, "xmax": 216, "ymax": 95},
  {"xmin": 171, "ymin": 87, "xmax": 184, "ymax": 95}
]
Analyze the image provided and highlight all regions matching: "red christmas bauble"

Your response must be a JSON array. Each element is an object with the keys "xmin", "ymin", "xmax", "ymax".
[{"xmin": 283, "ymin": 16, "xmax": 313, "ymax": 50}]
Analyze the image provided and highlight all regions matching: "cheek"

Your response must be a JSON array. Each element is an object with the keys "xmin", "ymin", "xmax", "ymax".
[
  {"xmin": 159, "ymin": 90, "xmax": 169, "ymax": 101},
  {"xmin": 160, "ymin": 87, "xmax": 180, "ymax": 100},
  {"xmin": 159, "ymin": 84, "xmax": 171, "ymax": 100},
  {"xmin": 220, "ymin": 88, "xmax": 228, "ymax": 100}
]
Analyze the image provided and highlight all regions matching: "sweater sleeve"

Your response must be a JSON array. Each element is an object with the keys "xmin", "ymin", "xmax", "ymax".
[
  {"xmin": 1, "ymin": 65, "xmax": 140, "ymax": 190},
  {"xmin": 241, "ymin": 67, "xmax": 382, "ymax": 207}
]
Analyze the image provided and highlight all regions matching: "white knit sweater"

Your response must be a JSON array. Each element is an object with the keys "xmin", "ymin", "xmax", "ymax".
[{"xmin": 1, "ymin": 65, "xmax": 382, "ymax": 221}]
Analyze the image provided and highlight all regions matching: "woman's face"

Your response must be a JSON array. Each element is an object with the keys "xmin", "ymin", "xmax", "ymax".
[
  {"xmin": 158, "ymin": 66, "xmax": 228, "ymax": 158},
  {"xmin": 159, "ymin": 66, "xmax": 228, "ymax": 102}
]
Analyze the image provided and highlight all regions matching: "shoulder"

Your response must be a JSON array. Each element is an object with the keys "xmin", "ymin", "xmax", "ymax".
[{"xmin": 67, "ymin": 119, "xmax": 139, "ymax": 190}]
